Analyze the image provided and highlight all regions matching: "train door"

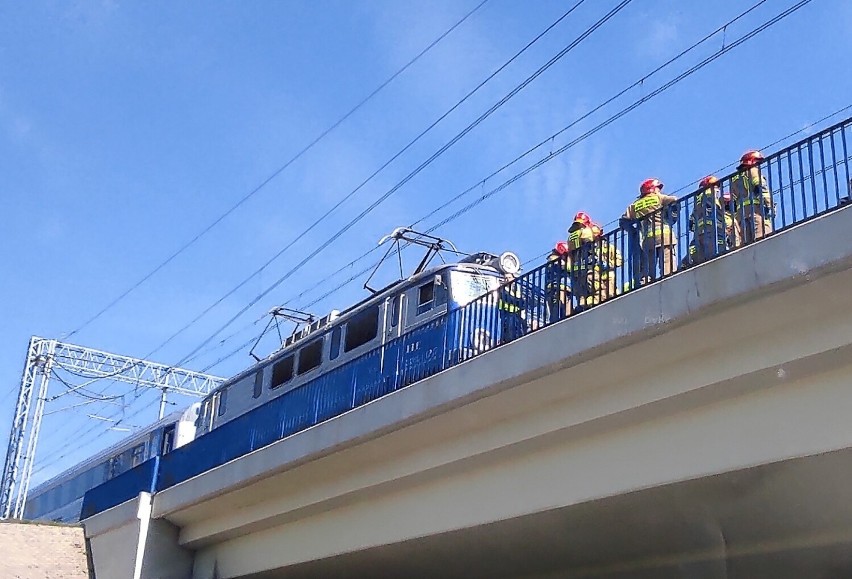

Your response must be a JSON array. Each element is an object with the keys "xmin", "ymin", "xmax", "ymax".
[
  {"xmin": 379, "ymin": 293, "xmax": 406, "ymax": 391},
  {"xmin": 385, "ymin": 293, "xmax": 406, "ymax": 341},
  {"xmin": 396, "ymin": 275, "xmax": 450, "ymax": 385}
]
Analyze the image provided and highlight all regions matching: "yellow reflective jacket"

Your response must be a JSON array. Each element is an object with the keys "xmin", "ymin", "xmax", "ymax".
[
  {"xmin": 730, "ymin": 168, "xmax": 772, "ymax": 211},
  {"xmin": 623, "ymin": 192, "xmax": 678, "ymax": 245}
]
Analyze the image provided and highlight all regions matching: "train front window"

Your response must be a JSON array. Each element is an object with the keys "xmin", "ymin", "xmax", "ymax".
[
  {"xmin": 416, "ymin": 282, "xmax": 434, "ymax": 315},
  {"xmin": 449, "ymin": 270, "xmax": 501, "ymax": 307}
]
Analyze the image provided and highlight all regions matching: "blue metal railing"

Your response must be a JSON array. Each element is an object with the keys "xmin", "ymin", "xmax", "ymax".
[{"xmin": 82, "ymin": 117, "xmax": 852, "ymax": 518}]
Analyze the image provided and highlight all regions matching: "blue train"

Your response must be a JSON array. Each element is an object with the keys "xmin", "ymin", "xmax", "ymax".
[
  {"xmin": 24, "ymin": 403, "xmax": 199, "ymax": 522},
  {"xmin": 196, "ymin": 250, "xmax": 520, "ymax": 437},
  {"xmin": 30, "ymin": 247, "xmax": 525, "ymax": 521}
]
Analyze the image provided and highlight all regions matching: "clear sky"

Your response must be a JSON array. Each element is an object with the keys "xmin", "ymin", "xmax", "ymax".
[{"xmin": 2, "ymin": 0, "xmax": 851, "ymax": 485}]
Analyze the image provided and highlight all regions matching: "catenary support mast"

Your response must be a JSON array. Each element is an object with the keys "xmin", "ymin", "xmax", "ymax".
[{"xmin": 0, "ymin": 336, "xmax": 224, "ymax": 520}]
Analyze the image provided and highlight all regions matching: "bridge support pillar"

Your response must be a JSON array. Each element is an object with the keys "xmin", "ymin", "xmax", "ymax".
[{"xmin": 85, "ymin": 492, "xmax": 193, "ymax": 579}]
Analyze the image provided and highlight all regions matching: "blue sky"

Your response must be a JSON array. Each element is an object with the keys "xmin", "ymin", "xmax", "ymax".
[{"xmin": 2, "ymin": 0, "xmax": 851, "ymax": 484}]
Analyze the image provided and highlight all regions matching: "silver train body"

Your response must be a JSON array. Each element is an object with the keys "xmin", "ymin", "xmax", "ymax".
[
  {"xmin": 196, "ymin": 256, "xmax": 513, "ymax": 436},
  {"xmin": 23, "ymin": 402, "xmax": 200, "ymax": 522}
]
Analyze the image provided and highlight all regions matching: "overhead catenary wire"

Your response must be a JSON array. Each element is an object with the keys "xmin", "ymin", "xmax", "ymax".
[
  {"xmin": 197, "ymin": 0, "xmax": 821, "ymax": 374},
  {"xmin": 139, "ymin": 0, "xmax": 599, "ymax": 364},
  {"xmin": 425, "ymin": 0, "xmax": 816, "ymax": 234},
  {"xmin": 169, "ymin": 0, "xmax": 634, "ymax": 368},
  {"xmin": 274, "ymin": 1, "xmax": 806, "ymax": 308},
  {"xmin": 227, "ymin": 0, "xmax": 771, "ymax": 315},
  {"xmin": 63, "ymin": 0, "xmax": 490, "ymax": 340}
]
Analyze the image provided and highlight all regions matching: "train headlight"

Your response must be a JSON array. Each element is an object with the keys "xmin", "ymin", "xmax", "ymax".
[
  {"xmin": 472, "ymin": 328, "xmax": 491, "ymax": 353},
  {"xmin": 498, "ymin": 252, "xmax": 521, "ymax": 275}
]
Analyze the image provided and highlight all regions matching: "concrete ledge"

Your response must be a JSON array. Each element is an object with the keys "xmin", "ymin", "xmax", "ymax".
[
  {"xmin": 154, "ymin": 207, "xmax": 852, "ymax": 519},
  {"xmin": 83, "ymin": 493, "xmax": 143, "ymax": 539}
]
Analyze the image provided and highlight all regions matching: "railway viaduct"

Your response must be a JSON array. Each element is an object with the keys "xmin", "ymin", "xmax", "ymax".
[{"xmin": 83, "ymin": 204, "xmax": 852, "ymax": 578}]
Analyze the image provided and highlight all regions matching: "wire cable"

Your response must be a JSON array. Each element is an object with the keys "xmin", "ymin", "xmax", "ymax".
[
  {"xmin": 426, "ymin": 0, "xmax": 816, "ymax": 234},
  {"xmin": 170, "ymin": 0, "xmax": 634, "ymax": 367},
  {"xmin": 196, "ymin": 0, "xmax": 818, "ymax": 372},
  {"xmin": 63, "ymin": 0, "xmax": 490, "ymax": 340},
  {"xmin": 140, "ymin": 0, "xmax": 595, "ymax": 364}
]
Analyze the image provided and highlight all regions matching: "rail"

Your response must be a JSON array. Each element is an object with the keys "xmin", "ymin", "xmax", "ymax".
[{"xmin": 82, "ymin": 117, "xmax": 852, "ymax": 518}]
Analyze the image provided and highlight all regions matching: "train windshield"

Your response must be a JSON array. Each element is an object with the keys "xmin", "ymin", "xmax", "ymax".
[{"xmin": 449, "ymin": 270, "xmax": 501, "ymax": 307}]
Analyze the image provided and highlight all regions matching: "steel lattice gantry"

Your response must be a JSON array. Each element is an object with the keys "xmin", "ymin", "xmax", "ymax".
[{"xmin": 0, "ymin": 336, "xmax": 225, "ymax": 520}]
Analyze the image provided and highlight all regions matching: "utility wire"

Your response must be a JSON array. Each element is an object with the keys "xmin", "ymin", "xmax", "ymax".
[
  {"xmin": 426, "ymin": 0, "xmax": 816, "ymax": 233},
  {"xmin": 195, "ymin": 0, "xmax": 815, "ymax": 372},
  {"xmin": 171, "ymin": 0, "xmax": 633, "ymax": 367},
  {"xmin": 140, "ymin": 0, "xmax": 594, "ymax": 363},
  {"xmin": 266, "ymin": 1, "xmax": 786, "ymax": 312},
  {"xmin": 63, "ymin": 0, "xmax": 490, "ymax": 340}
]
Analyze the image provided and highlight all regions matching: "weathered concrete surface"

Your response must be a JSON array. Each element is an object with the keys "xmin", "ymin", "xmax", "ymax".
[
  {"xmin": 85, "ymin": 492, "xmax": 192, "ymax": 579},
  {"xmin": 0, "ymin": 520, "xmax": 92, "ymax": 578}
]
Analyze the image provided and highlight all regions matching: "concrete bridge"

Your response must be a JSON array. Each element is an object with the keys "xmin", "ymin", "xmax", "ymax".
[{"xmin": 84, "ymin": 205, "xmax": 852, "ymax": 578}]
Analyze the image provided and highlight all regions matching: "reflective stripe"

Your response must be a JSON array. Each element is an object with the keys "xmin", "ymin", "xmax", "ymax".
[
  {"xmin": 695, "ymin": 218, "xmax": 727, "ymax": 229},
  {"xmin": 567, "ymin": 228, "xmax": 593, "ymax": 250},
  {"xmin": 642, "ymin": 227, "xmax": 671, "ymax": 238},
  {"xmin": 632, "ymin": 195, "xmax": 661, "ymax": 215},
  {"xmin": 571, "ymin": 263, "xmax": 600, "ymax": 272}
]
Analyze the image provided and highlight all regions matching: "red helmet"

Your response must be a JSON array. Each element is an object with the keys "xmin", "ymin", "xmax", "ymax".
[
  {"xmin": 699, "ymin": 175, "xmax": 719, "ymax": 188},
  {"xmin": 573, "ymin": 211, "xmax": 591, "ymax": 225},
  {"xmin": 640, "ymin": 178, "xmax": 664, "ymax": 196},
  {"xmin": 554, "ymin": 241, "xmax": 569, "ymax": 255},
  {"xmin": 739, "ymin": 150, "xmax": 764, "ymax": 168}
]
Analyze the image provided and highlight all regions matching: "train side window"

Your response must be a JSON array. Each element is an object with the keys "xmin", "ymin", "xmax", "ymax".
[
  {"xmin": 131, "ymin": 444, "xmax": 146, "ymax": 467},
  {"xmin": 108, "ymin": 456, "xmax": 122, "ymax": 479},
  {"xmin": 270, "ymin": 356, "xmax": 294, "ymax": 389},
  {"xmin": 330, "ymin": 326, "xmax": 342, "ymax": 360},
  {"xmin": 416, "ymin": 282, "xmax": 434, "ymax": 316},
  {"xmin": 217, "ymin": 388, "xmax": 228, "ymax": 417},
  {"xmin": 161, "ymin": 425, "xmax": 176, "ymax": 454},
  {"xmin": 252, "ymin": 371, "xmax": 263, "ymax": 399},
  {"xmin": 297, "ymin": 339, "xmax": 323, "ymax": 375},
  {"xmin": 344, "ymin": 305, "xmax": 379, "ymax": 352}
]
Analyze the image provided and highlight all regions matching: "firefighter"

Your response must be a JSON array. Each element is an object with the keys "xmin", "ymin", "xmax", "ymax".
[
  {"xmin": 623, "ymin": 178, "xmax": 679, "ymax": 282},
  {"xmin": 689, "ymin": 175, "xmax": 734, "ymax": 264},
  {"xmin": 545, "ymin": 241, "xmax": 572, "ymax": 322},
  {"xmin": 566, "ymin": 211, "xmax": 599, "ymax": 310},
  {"xmin": 591, "ymin": 224, "xmax": 622, "ymax": 299},
  {"xmin": 730, "ymin": 150, "xmax": 774, "ymax": 244},
  {"xmin": 497, "ymin": 273, "xmax": 527, "ymax": 343}
]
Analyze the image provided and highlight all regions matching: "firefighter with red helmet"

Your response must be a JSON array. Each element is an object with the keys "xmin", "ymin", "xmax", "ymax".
[
  {"xmin": 623, "ymin": 178, "xmax": 679, "ymax": 282},
  {"xmin": 689, "ymin": 175, "xmax": 737, "ymax": 264},
  {"xmin": 566, "ymin": 211, "xmax": 599, "ymax": 310},
  {"xmin": 545, "ymin": 240, "xmax": 572, "ymax": 321},
  {"xmin": 730, "ymin": 150, "xmax": 774, "ymax": 243}
]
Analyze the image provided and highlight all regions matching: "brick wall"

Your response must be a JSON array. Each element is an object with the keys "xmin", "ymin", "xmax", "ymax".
[{"xmin": 0, "ymin": 521, "xmax": 92, "ymax": 578}]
